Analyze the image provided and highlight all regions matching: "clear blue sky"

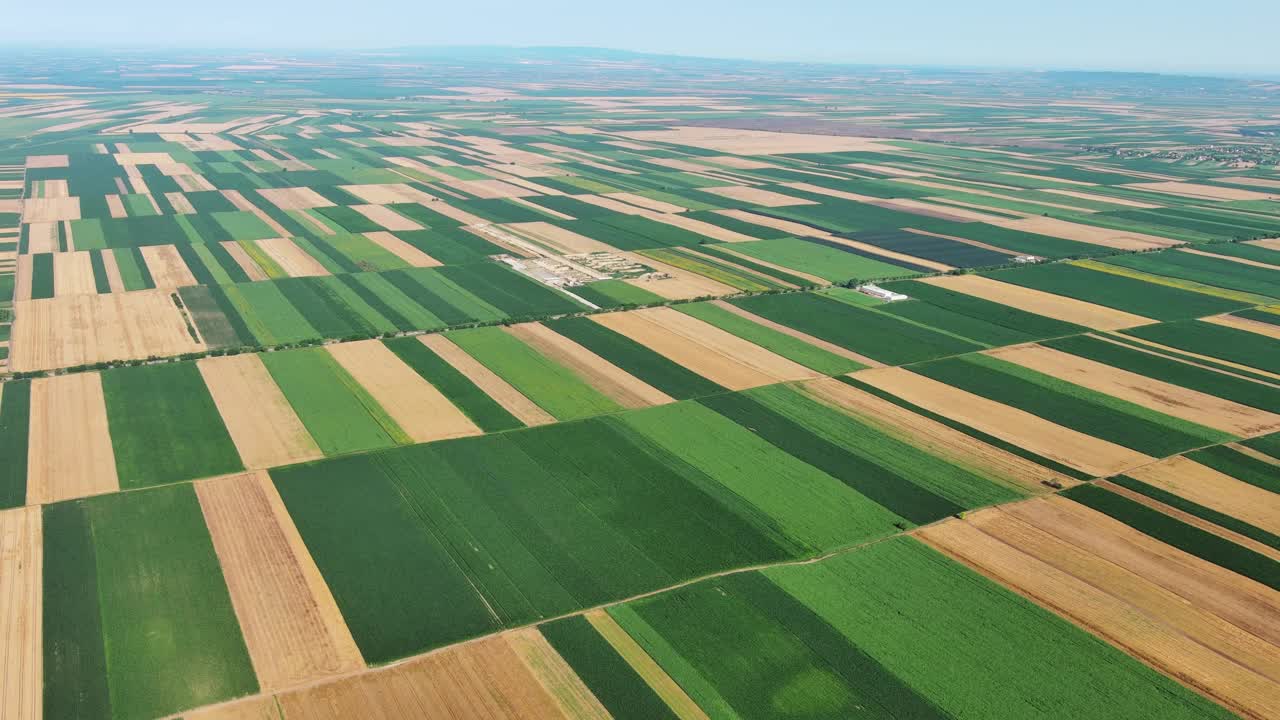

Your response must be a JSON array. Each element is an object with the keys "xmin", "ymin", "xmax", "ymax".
[{"xmin": 11, "ymin": 0, "xmax": 1279, "ymax": 75}]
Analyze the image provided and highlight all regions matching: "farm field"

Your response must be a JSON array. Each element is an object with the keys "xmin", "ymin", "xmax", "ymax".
[{"xmin": 2, "ymin": 48, "xmax": 1280, "ymax": 720}]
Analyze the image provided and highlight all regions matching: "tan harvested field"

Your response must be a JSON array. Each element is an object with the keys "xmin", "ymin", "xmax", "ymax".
[
  {"xmin": 26, "ymin": 372, "xmax": 119, "ymax": 505},
  {"xmin": 52, "ymin": 250, "xmax": 97, "ymax": 297},
  {"xmin": 602, "ymin": 191, "xmax": 687, "ymax": 214},
  {"xmin": 362, "ymin": 231, "xmax": 441, "ymax": 267},
  {"xmin": 113, "ymin": 151, "xmax": 175, "ymax": 166},
  {"xmin": 99, "ymin": 249, "xmax": 126, "ymax": 292},
  {"xmin": 274, "ymin": 632, "xmax": 587, "ymax": 719},
  {"xmin": 618, "ymin": 126, "xmax": 891, "ymax": 154},
  {"xmin": 704, "ymin": 154, "xmax": 778, "ymax": 169},
  {"xmin": 1131, "ymin": 181, "xmax": 1276, "ymax": 202},
  {"xmin": 902, "ymin": 227, "xmax": 1018, "ymax": 256},
  {"xmin": 992, "ymin": 215, "xmax": 1178, "ymax": 250},
  {"xmin": 593, "ymin": 307, "xmax": 820, "ymax": 390},
  {"xmin": 852, "ymin": 367, "xmax": 1152, "ymax": 476},
  {"xmin": 10, "ymin": 289, "xmax": 205, "ymax": 372},
  {"xmin": 711, "ymin": 300, "xmax": 880, "ymax": 366},
  {"xmin": 919, "ymin": 510, "xmax": 1280, "ymax": 719},
  {"xmin": 507, "ymin": 628, "xmax": 612, "ymax": 720},
  {"xmin": 918, "ymin": 274, "xmax": 1155, "ymax": 330},
  {"xmin": 185, "ymin": 695, "xmax": 283, "ymax": 720},
  {"xmin": 701, "ymin": 184, "xmax": 816, "ymax": 207},
  {"xmin": 1126, "ymin": 456, "xmax": 1280, "ymax": 536},
  {"xmin": 339, "ymin": 183, "xmax": 492, "ymax": 226},
  {"xmin": 195, "ymin": 472, "xmax": 365, "ymax": 691},
  {"xmin": 1007, "ymin": 496, "xmax": 1280, "ymax": 646},
  {"xmin": 23, "ymin": 223, "xmax": 56, "ymax": 255},
  {"xmin": 221, "ymin": 190, "xmax": 291, "ymax": 238},
  {"xmin": 987, "ymin": 344, "xmax": 1280, "ymax": 436},
  {"xmin": 784, "ymin": 182, "xmax": 1005, "ymax": 223},
  {"xmin": 506, "ymin": 323, "xmax": 674, "ymax": 408},
  {"xmin": 198, "ymin": 354, "xmax": 322, "ymax": 469},
  {"xmin": 221, "ymin": 241, "xmax": 270, "ymax": 281},
  {"xmin": 504, "ymin": 221, "xmax": 616, "ymax": 254},
  {"xmin": 105, "ymin": 194, "xmax": 127, "ymax": 218},
  {"xmin": 256, "ymin": 186, "xmax": 334, "ymax": 211},
  {"xmin": 1203, "ymin": 313, "xmax": 1280, "ymax": 341},
  {"xmin": 1229, "ymin": 442, "xmax": 1280, "ymax": 467},
  {"xmin": 140, "ymin": 244, "xmax": 198, "ymax": 288},
  {"xmin": 349, "ymin": 204, "xmax": 423, "ymax": 231},
  {"xmin": 818, "ymin": 233, "xmax": 956, "ymax": 271},
  {"xmin": 327, "ymin": 340, "xmax": 481, "ymax": 443},
  {"xmin": 1249, "ymin": 238, "xmax": 1280, "ymax": 252},
  {"xmin": 584, "ymin": 611, "xmax": 709, "ymax": 720},
  {"xmin": 165, "ymin": 191, "xmax": 197, "ymax": 214},
  {"xmin": 1111, "ymin": 332, "xmax": 1280, "ymax": 384},
  {"xmin": 453, "ymin": 179, "xmax": 540, "ymax": 199},
  {"xmin": 256, "ymin": 237, "xmax": 330, "ymax": 277},
  {"xmin": 1180, "ymin": 247, "xmax": 1280, "ymax": 271},
  {"xmin": 575, "ymin": 194, "xmax": 649, "ymax": 216},
  {"xmin": 800, "ymin": 377, "xmax": 1073, "ymax": 492},
  {"xmin": 2, "ymin": 265, "xmax": 21, "ymax": 305},
  {"xmin": 21, "ymin": 196, "xmax": 80, "ymax": 223},
  {"xmin": 621, "ymin": 252, "xmax": 738, "ymax": 300},
  {"xmin": 1095, "ymin": 479, "xmax": 1280, "ymax": 564},
  {"xmin": 418, "ymin": 334, "xmax": 555, "ymax": 426},
  {"xmin": 716, "ymin": 208, "xmax": 826, "ymax": 237},
  {"xmin": 1044, "ymin": 188, "xmax": 1163, "ymax": 208},
  {"xmin": 640, "ymin": 210, "xmax": 760, "ymax": 244},
  {"xmin": 25, "ymin": 153, "xmax": 68, "ymax": 168},
  {"xmin": 899, "ymin": 179, "xmax": 1099, "ymax": 213},
  {"xmin": 0, "ymin": 506, "xmax": 41, "ymax": 720},
  {"xmin": 40, "ymin": 179, "xmax": 70, "ymax": 198}
]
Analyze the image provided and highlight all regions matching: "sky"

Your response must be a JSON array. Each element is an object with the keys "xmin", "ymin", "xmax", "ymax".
[{"xmin": 10, "ymin": 0, "xmax": 1280, "ymax": 76}]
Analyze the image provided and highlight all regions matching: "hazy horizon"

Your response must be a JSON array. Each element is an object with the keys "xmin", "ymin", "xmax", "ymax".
[{"xmin": 9, "ymin": 0, "xmax": 1280, "ymax": 76}]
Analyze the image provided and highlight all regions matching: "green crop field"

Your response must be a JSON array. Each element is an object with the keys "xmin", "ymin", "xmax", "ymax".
[
  {"xmin": 5, "ymin": 46, "xmax": 1278, "ymax": 720},
  {"xmin": 100, "ymin": 363, "xmax": 243, "ymax": 488},
  {"xmin": 910, "ymin": 353, "xmax": 1233, "ymax": 456},
  {"xmin": 546, "ymin": 316, "xmax": 724, "ymax": 398},
  {"xmin": 732, "ymin": 292, "xmax": 984, "ymax": 364},
  {"xmin": 43, "ymin": 485, "xmax": 257, "ymax": 720},
  {"xmin": 447, "ymin": 326, "xmax": 623, "ymax": 420},
  {"xmin": 984, "ymin": 263, "xmax": 1251, "ymax": 321},
  {"xmin": 261, "ymin": 347, "xmax": 408, "ymax": 454}
]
